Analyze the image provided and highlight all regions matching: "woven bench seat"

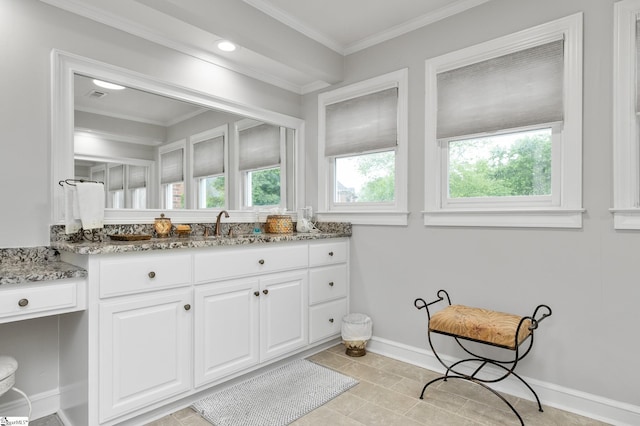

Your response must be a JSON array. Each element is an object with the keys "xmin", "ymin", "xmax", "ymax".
[
  {"xmin": 415, "ymin": 290, "xmax": 552, "ymax": 425},
  {"xmin": 429, "ymin": 304, "xmax": 531, "ymax": 350}
]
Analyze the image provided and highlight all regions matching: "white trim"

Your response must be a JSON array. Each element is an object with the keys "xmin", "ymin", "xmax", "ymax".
[
  {"xmin": 367, "ymin": 336, "xmax": 640, "ymax": 426},
  {"xmin": 612, "ymin": 0, "xmax": 640, "ymax": 229},
  {"xmin": 318, "ymin": 69, "xmax": 408, "ymax": 226},
  {"xmin": 423, "ymin": 13, "xmax": 583, "ymax": 228},
  {"xmin": 0, "ymin": 387, "xmax": 60, "ymax": 422}
]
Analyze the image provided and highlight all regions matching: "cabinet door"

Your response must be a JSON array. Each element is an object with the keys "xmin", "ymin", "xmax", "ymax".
[
  {"xmin": 260, "ymin": 270, "xmax": 308, "ymax": 361},
  {"xmin": 194, "ymin": 278, "xmax": 260, "ymax": 387},
  {"xmin": 99, "ymin": 289, "xmax": 192, "ymax": 422}
]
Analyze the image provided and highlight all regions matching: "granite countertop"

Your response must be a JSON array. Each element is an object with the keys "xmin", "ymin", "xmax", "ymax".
[
  {"xmin": 51, "ymin": 231, "xmax": 351, "ymax": 255},
  {"xmin": 0, "ymin": 247, "xmax": 87, "ymax": 285}
]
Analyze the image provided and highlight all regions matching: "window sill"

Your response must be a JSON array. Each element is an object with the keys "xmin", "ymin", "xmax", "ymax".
[
  {"xmin": 423, "ymin": 208, "xmax": 584, "ymax": 228},
  {"xmin": 610, "ymin": 209, "xmax": 640, "ymax": 230},
  {"xmin": 316, "ymin": 211, "xmax": 409, "ymax": 226}
]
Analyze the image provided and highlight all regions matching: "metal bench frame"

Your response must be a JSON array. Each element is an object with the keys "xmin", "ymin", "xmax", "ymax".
[{"xmin": 414, "ymin": 289, "xmax": 552, "ymax": 425}]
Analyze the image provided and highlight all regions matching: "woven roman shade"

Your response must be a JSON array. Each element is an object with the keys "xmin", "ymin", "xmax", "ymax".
[
  {"xmin": 193, "ymin": 136, "xmax": 224, "ymax": 178},
  {"xmin": 91, "ymin": 168, "xmax": 105, "ymax": 184},
  {"xmin": 161, "ymin": 148, "xmax": 184, "ymax": 184},
  {"xmin": 325, "ymin": 87, "xmax": 398, "ymax": 157},
  {"xmin": 437, "ymin": 39, "xmax": 564, "ymax": 139},
  {"xmin": 108, "ymin": 165, "xmax": 123, "ymax": 191},
  {"xmin": 128, "ymin": 165, "xmax": 147, "ymax": 189},
  {"xmin": 238, "ymin": 124, "xmax": 280, "ymax": 171}
]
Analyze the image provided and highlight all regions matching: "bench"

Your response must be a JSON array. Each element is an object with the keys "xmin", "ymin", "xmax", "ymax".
[{"xmin": 414, "ymin": 290, "xmax": 552, "ymax": 425}]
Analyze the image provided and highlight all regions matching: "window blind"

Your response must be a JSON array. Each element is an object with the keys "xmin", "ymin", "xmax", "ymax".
[
  {"xmin": 238, "ymin": 124, "xmax": 280, "ymax": 171},
  {"xmin": 325, "ymin": 87, "xmax": 398, "ymax": 157},
  {"xmin": 437, "ymin": 39, "xmax": 564, "ymax": 139},
  {"xmin": 193, "ymin": 136, "xmax": 224, "ymax": 178},
  {"xmin": 108, "ymin": 165, "xmax": 124, "ymax": 191},
  {"xmin": 161, "ymin": 148, "xmax": 184, "ymax": 184},
  {"xmin": 128, "ymin": 165, "xmax": 147, "ymax": 189}
]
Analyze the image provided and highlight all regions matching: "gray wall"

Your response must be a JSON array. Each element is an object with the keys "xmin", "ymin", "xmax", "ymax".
[{"xmin": 304, "ymin": 0, "xmax": 638, "ymax": 409}]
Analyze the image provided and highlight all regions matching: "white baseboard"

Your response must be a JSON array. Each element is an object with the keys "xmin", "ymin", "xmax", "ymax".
[
  {"xmin": 367, "ymin": 336, "xmax": 640, "ymax": 426},
  {"xmin": 0, "ymin": 387, "xmax": 59, "ymax": 421}
]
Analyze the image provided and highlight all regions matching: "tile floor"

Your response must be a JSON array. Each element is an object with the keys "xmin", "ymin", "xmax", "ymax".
[{"xmin": 142, "ymin": 344, "xmax": 610, "ymax": 426}]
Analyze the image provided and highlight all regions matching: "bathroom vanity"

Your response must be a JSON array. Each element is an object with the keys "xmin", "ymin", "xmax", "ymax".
[{"xmin": 48, "ymin": 231, "xmax": 350, "ymax": 425}]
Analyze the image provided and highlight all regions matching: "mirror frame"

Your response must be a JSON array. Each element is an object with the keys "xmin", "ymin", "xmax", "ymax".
[{"xmin": 51, "ymin": 49, "xmax": 305, "ymax": 224}]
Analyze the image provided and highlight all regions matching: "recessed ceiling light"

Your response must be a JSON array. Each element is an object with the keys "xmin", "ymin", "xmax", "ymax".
[
  {"xmin": 217, "ymin": 40, "xmax": 237, "ymax": 52},
  {"xmin": 93, "ymin": 79, "xmax": 126, "ymax": 90}
]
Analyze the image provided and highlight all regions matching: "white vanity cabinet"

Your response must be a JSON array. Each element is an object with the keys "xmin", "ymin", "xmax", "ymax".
[
  {"xmin": 96, "ymin": 252, "xmax": 193, "ymax": 423},
  {"xmin": 193, "ymin": 243, "xmax": 309, "ymax": 387},
  {"xmin": 60, "ymin": 237, "xmax": 348, "ymax": 426},
  {"xmin": 308, "ymin": 239, "xmax": 349, "ymax": 343}
]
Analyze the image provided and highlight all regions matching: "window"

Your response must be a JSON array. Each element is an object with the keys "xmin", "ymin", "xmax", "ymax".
[
  {"xmin": 424, "ymin": 13, "xmax": 583, "ymax": 228},
  {"xmin": 107, "ymin": 164, "xmax": 124, "ymax": 209},
  {"xmin": 159, "ymin": 141, "xmax": 185, "ymax": 210},
  {"xmin": 613, "ymin": 0, "xmax": 640, "ymax": 229},
  {"xmin": 191, "ymin": 125, "xmax": 227, "ymax": 209},
  {"xmin": 317, "ymin": 69, "xmax": 408, "ymax": 225},
  {"xmin": 127, "ymin": 165, "xmax": 147, "ymax": 209},
  {"xmin": 237, "ymin": 121, "xmax": 284, "ymax": 209}
]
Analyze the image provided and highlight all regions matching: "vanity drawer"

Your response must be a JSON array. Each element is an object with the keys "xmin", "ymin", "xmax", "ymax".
[
  {"xmin": 309, "ymin": 298, "xmax": 348, "ymax": 343},
  {"xmin": 309, "ymin": 240, "xmax": 348, "ymax": 267},
  {"xmin": 0, "ymin": 280, "xmax": 86, "ymax": 323},
  {"xmin": 99, "ymin": 253, "xmax": 191, "ymax": 298},
  {"xmin": 309, "ymin": 264, "xmax": 347, "ymax": 305},
  {"xmin": 194, "ymin": 243, "xmax": 308, "ymax": 283}
]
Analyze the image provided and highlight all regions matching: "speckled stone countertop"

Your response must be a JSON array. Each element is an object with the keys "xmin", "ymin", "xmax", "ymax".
[
  {"xmin": 0, "ymin": 247, "xmax": 87, "ymax": 285},
  {"xmin": 52, "ymin": 231, "xmax": 351, "ymax": 255},
  {"xmin": 50, "ymin": 222, "xmax": 351, "ymax": 255}
]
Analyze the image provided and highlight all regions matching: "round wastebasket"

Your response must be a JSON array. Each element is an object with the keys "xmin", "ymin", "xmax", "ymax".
[{"xmin": 341, "ymin": 313, "xmax": 372, "ymax": 357}]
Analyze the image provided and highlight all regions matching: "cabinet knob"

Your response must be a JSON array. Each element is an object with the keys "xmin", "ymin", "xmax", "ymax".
[
  {"xmin": 148, "ymin": 271, "xmax": 156, "ymax": 278},
  {"xmin": 262, "ymin": 289, "xmax": 269, "ymax": 295},
  {"xmin": 18, "ymin": 298, "xmax": 29, "ymax": 307},
  {"xmin": 258, "ymin": 259, "xmax": 265, "ymax": 265},
  {"xmin": 254, "ymin": 291, "xmax": 260, "ymax": 297},
  {"xmin": 329, "ymin": 281, "xmax": 334, "ymax": 287},
  {"xmin": 329, "ymin": 318, "xmax": 334, "ymax": 323},
  {"xmin": 328, "ymin": 251, "xmax": 334, "ymax": 256},
  {"xmin": 184, "ymin": 304, "xmax": 191, "ymax": 311}
]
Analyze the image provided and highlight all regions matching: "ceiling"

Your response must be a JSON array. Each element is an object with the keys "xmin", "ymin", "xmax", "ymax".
[{"xmin": 43, "ymin": 0, "xmax": 489, "ymax": 94}]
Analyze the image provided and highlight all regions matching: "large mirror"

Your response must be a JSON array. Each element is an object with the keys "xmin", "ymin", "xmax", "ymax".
[{"xmin": 52, "ymin": 51, "xmax": 305, "ymax": 224}]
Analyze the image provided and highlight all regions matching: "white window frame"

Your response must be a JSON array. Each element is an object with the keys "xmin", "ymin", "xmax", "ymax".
[
  {"xmin": 235, "ymin": 119, "xmax": 287, "ymax": 211},
  {"xmin": 317, "ymin": 68, "xmax": 409, "ymax": 226},
  {"xmin": 189, "ymin": 124, "xmax": 229, "ymax": 210},
  {"xmin": 424, "ymin": 13, "xmax": 583, "ymax": 228},
  {"xmin": 158, "ymin": 139, "xmax": 186, "ymax": 210},
  {"xmin": 612, "ymin": 0, "xmax": 640, "ymax": 229}
]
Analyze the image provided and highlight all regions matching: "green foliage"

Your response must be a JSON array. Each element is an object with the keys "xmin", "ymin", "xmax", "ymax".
[
  {"xmin": 251, "ymin": 167, "xmax": 281, "ymax": 206},
  {"xmin": 355, "ymin": 151, "xmax": 395, "ymax": 203},
  {"xmin": 449, "ymin": 133, "xmax": 552, "ymax": 198},
  {"xmin": 205, "ymin": 176, "xmax": 225, "ymax": 208}
]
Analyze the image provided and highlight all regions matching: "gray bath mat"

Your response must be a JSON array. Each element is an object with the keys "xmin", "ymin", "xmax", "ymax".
[{"xmin": 192, "ymin": 359, "xmax": 358, "ymax": 426}]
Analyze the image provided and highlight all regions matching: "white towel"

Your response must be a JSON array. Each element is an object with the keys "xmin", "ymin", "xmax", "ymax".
[
  {"xmin": 64, "ymin": 184, "xmax": 82, "ymax": 234},
  {"xmin": 75, "ymin": 182, "xmax": 105, "ymax": 230}
]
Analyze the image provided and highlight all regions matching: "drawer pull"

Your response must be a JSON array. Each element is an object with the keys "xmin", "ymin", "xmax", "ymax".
[
  {"xmin": 18, "ymin": 298, "xmax": 29, "ymax": 307},
  {"xmin": 254, "ymin": 291, "xmax": 260, "ymax": 297},
  {"xmin": 258, "ymin": 259, "xmax": 265, "ymax": 265},
  {"xmin": 329, "ymin": 318, "xmax": 334, "ymax": 323},
  {"xmin": 263, "ymin": 289, "xmax": 269, "ymax": 295},
  {"xmin": 328, "ymin": 251, "xmax": 334, "ymax": 256},
  {"xmin": 329, "ymin": 281, "xmax": 334, "ymax": 287},
  {"xmin": 148, "ymin": 271, "xmax": 156, "ymax": 278},
  {"xmin": 184, "ymin": 304, "xmax": 191, "ymax": 311}
]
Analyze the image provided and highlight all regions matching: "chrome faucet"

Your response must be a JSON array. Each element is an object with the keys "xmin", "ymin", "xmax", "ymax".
[{"xmin": 214, "ymin": 210, "xmax": 229, "ymax": 236}]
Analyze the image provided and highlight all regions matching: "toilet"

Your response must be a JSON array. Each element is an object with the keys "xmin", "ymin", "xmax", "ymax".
[{"xmin": 0, "ymin": 356, "xmax": 32, "ymax": 419}]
